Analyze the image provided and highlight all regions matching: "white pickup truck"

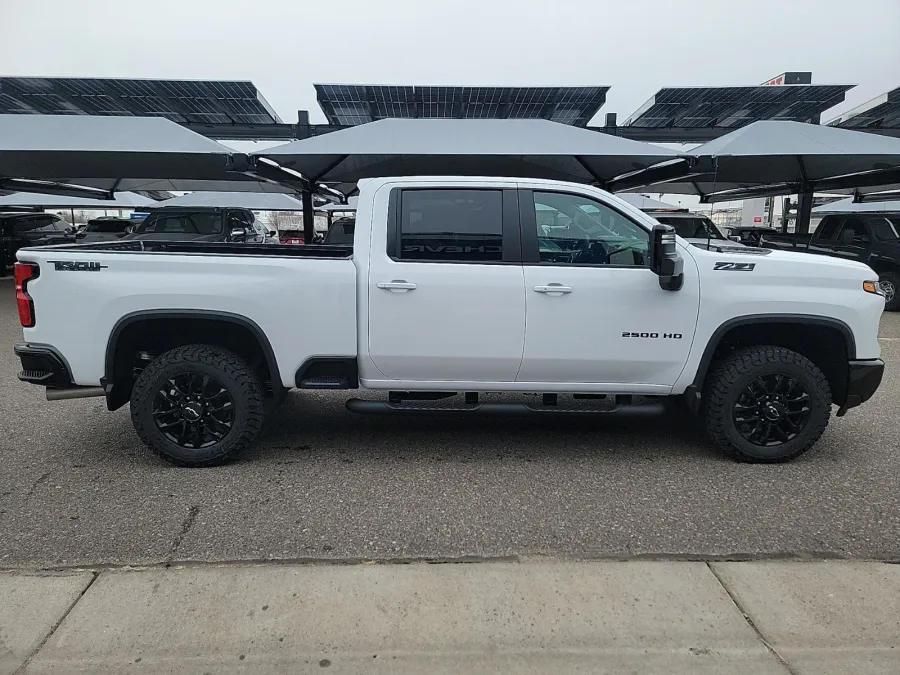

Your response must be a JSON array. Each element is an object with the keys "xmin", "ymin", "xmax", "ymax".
[{"xmin": 14, "ymin": 176, "xmax": 885, "ymax": 466}]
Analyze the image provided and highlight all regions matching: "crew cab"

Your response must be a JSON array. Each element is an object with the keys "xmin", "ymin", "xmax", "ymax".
[
  {"xmin": 761, "ymin": 213, "xmax": 900, "ymax": 310},
  {"xmin": 14, "ymin": 177, "xmax": 885, "ymax": 467}
]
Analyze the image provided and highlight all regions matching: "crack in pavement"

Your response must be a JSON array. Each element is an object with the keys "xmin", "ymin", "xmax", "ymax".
[
  {"xmin": 168, "ymin": 505, "xmax": 200, "ymax": 561},
  {"xmin": 24, "ymin": 471, "xmax": 51, "ymax": 499}
]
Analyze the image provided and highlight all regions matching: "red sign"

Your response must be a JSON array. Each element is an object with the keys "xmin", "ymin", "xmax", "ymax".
[{"xmin": 753, "ymin": 216, "xmax": 763, "ymax": 223}]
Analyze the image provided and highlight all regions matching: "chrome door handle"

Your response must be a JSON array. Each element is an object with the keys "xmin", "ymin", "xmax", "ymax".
[
  {"xmin": 377, "ymin": 280, "xmax": 418, "ymax": 292},
  {"xmin": 533, "ymin": 284, "xmax": 573, "ymax": 294}
]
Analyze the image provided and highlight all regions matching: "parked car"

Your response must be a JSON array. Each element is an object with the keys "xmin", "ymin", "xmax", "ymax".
[
  {"xmin": 323, "ymin": 217, "xmax": 355, "ymax": 245},
  {"xmin": 761, "ymin": 213, "xmax": 900, "ymax": 310},
  {"xmin": 721, "ymin": 225, "xmax": 779, "ymax": 247},
  {"xmin": 1, "ymin": 213, "xmax": 75, "ymax": 274},
  {"xmin": 279, "ymin": 229, "xmax": 305, "ymax": 245},
  {"xmin": 14, "ymin": 176, "xmax": 885, "ymax": 467},
  {"xmin": 123, "ymin": 207, "xmax": 277, "ymax": 244},
  {"xmin": 76, "ymin": 217, "xmax": 134, "ymax": 243},
  {"xmin": 645, "ymin": 210, "xmax": 744, "ymax": 249}
]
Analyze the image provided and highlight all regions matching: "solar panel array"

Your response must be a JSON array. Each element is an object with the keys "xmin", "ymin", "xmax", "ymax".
[
  {"xmin": 624, "ymin": 84, "xmax": 853, "ymax": 129},
  {"xmin": 315, "ymin": 85, "xmax": 609, "ymax": 127},
  {"xmin": 830, "ymin": 87, "xmax": 900, "ymax": 130},
  {"xmin": 0, "ymin": 77, "xmax": 282, "ymax": 125}
]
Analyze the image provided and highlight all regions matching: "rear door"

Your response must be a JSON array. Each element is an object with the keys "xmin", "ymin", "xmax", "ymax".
[
  {"xmin": 366, "ymin": 184, "xmax": 526, "ymax": 382},
  {"xmin": 517, "ymin": 188, "xmax": 699, "ymax": 388}
]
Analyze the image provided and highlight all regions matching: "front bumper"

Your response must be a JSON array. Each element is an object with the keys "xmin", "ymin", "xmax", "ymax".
[
  {"xmin": 837, "ymin": 359, "xmax": 885, "ymax": 416},
  {"xmin": 14, "ymin": 343, "xmax": 73, "ymax": 388}
]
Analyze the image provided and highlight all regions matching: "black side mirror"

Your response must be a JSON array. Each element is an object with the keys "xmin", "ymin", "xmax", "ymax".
[
  {"xmin": 268, "ymin": 230, "xmax": 277, "ymax": 238},
  {"xmin": 229, "ymin": 227, "xmax": 248, "ymax": 242},
  {"xmin": 649, "ymin": 224, "xmax": 683, "ymax": 291}
]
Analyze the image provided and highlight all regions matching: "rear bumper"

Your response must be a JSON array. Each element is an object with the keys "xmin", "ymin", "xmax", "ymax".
[
  {"xmin": 837, "ymin": 359, "xmax": 885, "ymax": 415},
  {"xmin": 14, "ymin": 343, "xmax": 73, "ymax": 388}
]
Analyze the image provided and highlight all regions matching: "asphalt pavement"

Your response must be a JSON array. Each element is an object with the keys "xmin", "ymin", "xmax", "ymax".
[{"xmin": 1, "ymin": 276, "xmax": 898, "ymax": 569}]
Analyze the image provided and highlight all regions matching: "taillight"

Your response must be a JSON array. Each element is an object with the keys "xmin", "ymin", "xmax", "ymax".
[{"xmin": 14, "ymin": 262, "xmax": 39, "ymax": 327}]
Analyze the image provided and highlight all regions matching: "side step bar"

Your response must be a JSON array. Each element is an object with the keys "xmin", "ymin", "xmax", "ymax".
[{"xmin": 345, "ymin": 399, "xmax": 666, "ymax": 417}]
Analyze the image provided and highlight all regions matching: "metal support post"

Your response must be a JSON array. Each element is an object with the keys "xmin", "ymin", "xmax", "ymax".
[{"xmin": 302, "ymin": 191, "xmax": 315, "ymax": 244}]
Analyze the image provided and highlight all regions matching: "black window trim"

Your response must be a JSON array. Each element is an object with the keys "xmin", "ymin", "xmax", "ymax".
[
  {"xmin": 387, "ymin": 187, "xmax": 521, "ymax": 265},
  {"xmin": 519, "ymin": 188, "xmax": 653, "ymax": 269}
]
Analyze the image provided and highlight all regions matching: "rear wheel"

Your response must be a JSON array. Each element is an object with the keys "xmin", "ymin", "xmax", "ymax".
[
  {"xmin": 130, "ymin": 344, "xmax": 265, "ymax": 467},
  {"xmin": 878, "ymin": 272, "xmax": 899, "ymax": 311},
  {"xmin": 702, "ymin": 346, "xmax": 831, "ymax": 463}
]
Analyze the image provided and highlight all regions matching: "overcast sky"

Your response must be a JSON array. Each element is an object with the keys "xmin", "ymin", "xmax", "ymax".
[
  {"xmin": 1, "ymin": 0, "xmax": 898, "ymax": 210},
  {"xmin": 2, "ymin": 0, "xmax": 897, "ymax": 128}
]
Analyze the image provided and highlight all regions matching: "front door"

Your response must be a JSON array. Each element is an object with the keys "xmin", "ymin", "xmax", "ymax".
[
  {"xmin": 367, "ymin": 186, "xmax": 526, "ymax": 383},
  {"xmin": 517, "ymin": 189, "xmax": 699, "ymax": 388}
]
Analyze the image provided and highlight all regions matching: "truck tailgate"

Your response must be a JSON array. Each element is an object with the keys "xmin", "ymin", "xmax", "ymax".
[{"xmin": 15, "ymin": 248, "xmax": 358, "ymax": 387}]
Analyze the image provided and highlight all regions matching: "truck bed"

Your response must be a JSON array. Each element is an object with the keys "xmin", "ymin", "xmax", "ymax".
[{"xmin": 15, "ymin": 244, "xmax": 358, "ymax": 388}]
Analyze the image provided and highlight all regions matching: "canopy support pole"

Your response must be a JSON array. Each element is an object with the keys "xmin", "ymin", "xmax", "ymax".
[
  {"xmin": 302, "ymin": 191, "xmax": 315, "ymax": 244},
  {"xmin": 795, "ymin": 189, "xmax": 814, "ymax": 235}
]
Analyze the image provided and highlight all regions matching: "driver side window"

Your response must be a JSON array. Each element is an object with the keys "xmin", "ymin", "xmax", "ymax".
[{"xmin": 533, "ymin": 192, "xmax": 649, "ymax": 267}]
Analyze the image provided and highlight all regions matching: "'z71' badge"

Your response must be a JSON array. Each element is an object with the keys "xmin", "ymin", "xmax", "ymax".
[
  {"xmin": 47, "ymin": 261, "xmax": 108, "ymax": 272},
  {"xmin": 714, "ymin": 262, "xmax": 755, "ymax": 271}
]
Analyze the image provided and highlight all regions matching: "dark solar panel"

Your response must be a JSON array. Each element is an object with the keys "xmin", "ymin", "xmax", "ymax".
[
  {"xmin": 624, "ymin": 84, "xmax": 853, "ymax": 129},
  {"xmin": 0, "ymin": 77, "xmax": 282, "ymax": 125},
  {"xmin": 830, "ymin": 87, "xmax": 900, "ymax": 130},
  {"xmin": 315, "ymin": 84, "xmax": 609, "ymax": 126}
]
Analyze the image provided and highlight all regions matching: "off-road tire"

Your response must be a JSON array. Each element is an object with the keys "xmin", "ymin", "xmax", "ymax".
[
  {"xmin": 879, "ymin": 272, "xmax": 899, "ymax": 311},
  {"xmin": 130, "ymin": 344, "xmax": 265, "ymax": 467},
  {"xmin": 702, "ymin": 346, "xmax": 831, "ymax": 463}
]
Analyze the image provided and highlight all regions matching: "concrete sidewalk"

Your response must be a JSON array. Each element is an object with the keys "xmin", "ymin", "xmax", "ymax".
[{"xmin": 1, "ymin": 561, "xmax": 898, "ymax": 674}]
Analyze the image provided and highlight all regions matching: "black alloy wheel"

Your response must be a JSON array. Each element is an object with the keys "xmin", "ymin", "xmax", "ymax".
[
  {"xmin": 130, "ymin": 344, "xmax": 265, "ymax": 466},
  {"xmin": 152, "ymin": 373, "xmax": 235, "ymax": 449},
  {"xmin": 732, "ymin": 373, "xmax": 811, "ymax": 447}
]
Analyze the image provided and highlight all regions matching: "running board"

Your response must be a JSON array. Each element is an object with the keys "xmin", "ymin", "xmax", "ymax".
[{"xmin": 345, "ymin": 399, "xmax": 666, "ymax": 417}]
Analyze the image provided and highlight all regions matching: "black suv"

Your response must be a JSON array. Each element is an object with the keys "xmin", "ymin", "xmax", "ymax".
[
  {"xmin": 76, "ymin": 217, "xmax": 136, "ymax": 243},
  {"xmin": 123, "ymin": 207, "xmax": 276, "ymax": 244},
  {"xmin": 1, "ymin": 212, "xmax": 76, "ymax": 275}
]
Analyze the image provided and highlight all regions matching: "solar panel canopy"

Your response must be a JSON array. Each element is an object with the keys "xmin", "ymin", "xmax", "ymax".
[
  {"xmin": 315, "ymin": 85, "xmax": 609, "ymax": 127},
  {"xmin": 624, "ymin": 84, "xmax": 852, "ymax": 130},
  {"xmin": 0, "ymin": 77, "xmax": 282, "ymax": 125},
  {"xmin": 829, "ymin": 87, "xmax": 900, "ymax": 131}
]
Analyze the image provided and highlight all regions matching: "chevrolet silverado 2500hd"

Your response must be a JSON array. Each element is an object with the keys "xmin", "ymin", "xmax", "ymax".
[{"xmin": 14, "ymin": 177, "xmax": 885, "ymax": 466}]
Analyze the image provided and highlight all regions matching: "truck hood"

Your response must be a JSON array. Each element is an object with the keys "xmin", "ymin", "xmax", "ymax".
[{"xmin": 691, "ymin": 243, "xmax": 874, "ymax": 275}]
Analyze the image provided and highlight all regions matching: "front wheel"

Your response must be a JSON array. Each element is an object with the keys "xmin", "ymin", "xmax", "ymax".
[
  {"xmin": 702, "ymin": 346, "xmax": 831, "ymax": 463},
  {"xmin": 879, "ymin": 272, "xmax": 899, "ymax": 311},
  {"xmin": 130, "ymin": 344, "xmax": 266, "ymax": 467}
]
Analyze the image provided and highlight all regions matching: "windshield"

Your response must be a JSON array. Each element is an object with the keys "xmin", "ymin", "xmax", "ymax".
[
  {"xmin": 654, "ymin": 216, "xmax": 725, "ymax": 240},
  {"xmin": 870, "ymin": 217, "xmax": 900, "ymax": 241},
  {"xmin": 134, "ymin": 212, "xmax": 223, "ymax": 235}
]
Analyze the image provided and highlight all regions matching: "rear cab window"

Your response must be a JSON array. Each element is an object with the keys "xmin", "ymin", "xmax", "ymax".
[{"xmin": 392, "ymin": 189, "xmax": 507, "ymax": 263}]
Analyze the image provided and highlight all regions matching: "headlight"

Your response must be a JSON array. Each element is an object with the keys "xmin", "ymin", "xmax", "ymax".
[{"xmin": 863, "ymin": 280, "xmax": 885, "ymax": 297}]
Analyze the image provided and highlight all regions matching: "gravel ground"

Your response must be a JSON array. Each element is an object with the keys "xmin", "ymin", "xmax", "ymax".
[{"xmin": 1, "ymin": 276, "xmax": 898, "ymax": 569}]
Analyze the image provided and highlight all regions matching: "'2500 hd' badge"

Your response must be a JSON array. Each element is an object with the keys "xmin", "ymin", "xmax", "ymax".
[{"xmin": 47, "ymin": 260, "xmax": 108, "ymax": 272}]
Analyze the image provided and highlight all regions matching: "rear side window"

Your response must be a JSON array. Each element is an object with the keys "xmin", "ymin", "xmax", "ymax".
[
  {"xmin": 397, "ymin": 189, "xmax": 503, "ymax": 262},
  {"xmin": 869, "ymin": 217, "xmax": 900, "ymax": 241}
]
